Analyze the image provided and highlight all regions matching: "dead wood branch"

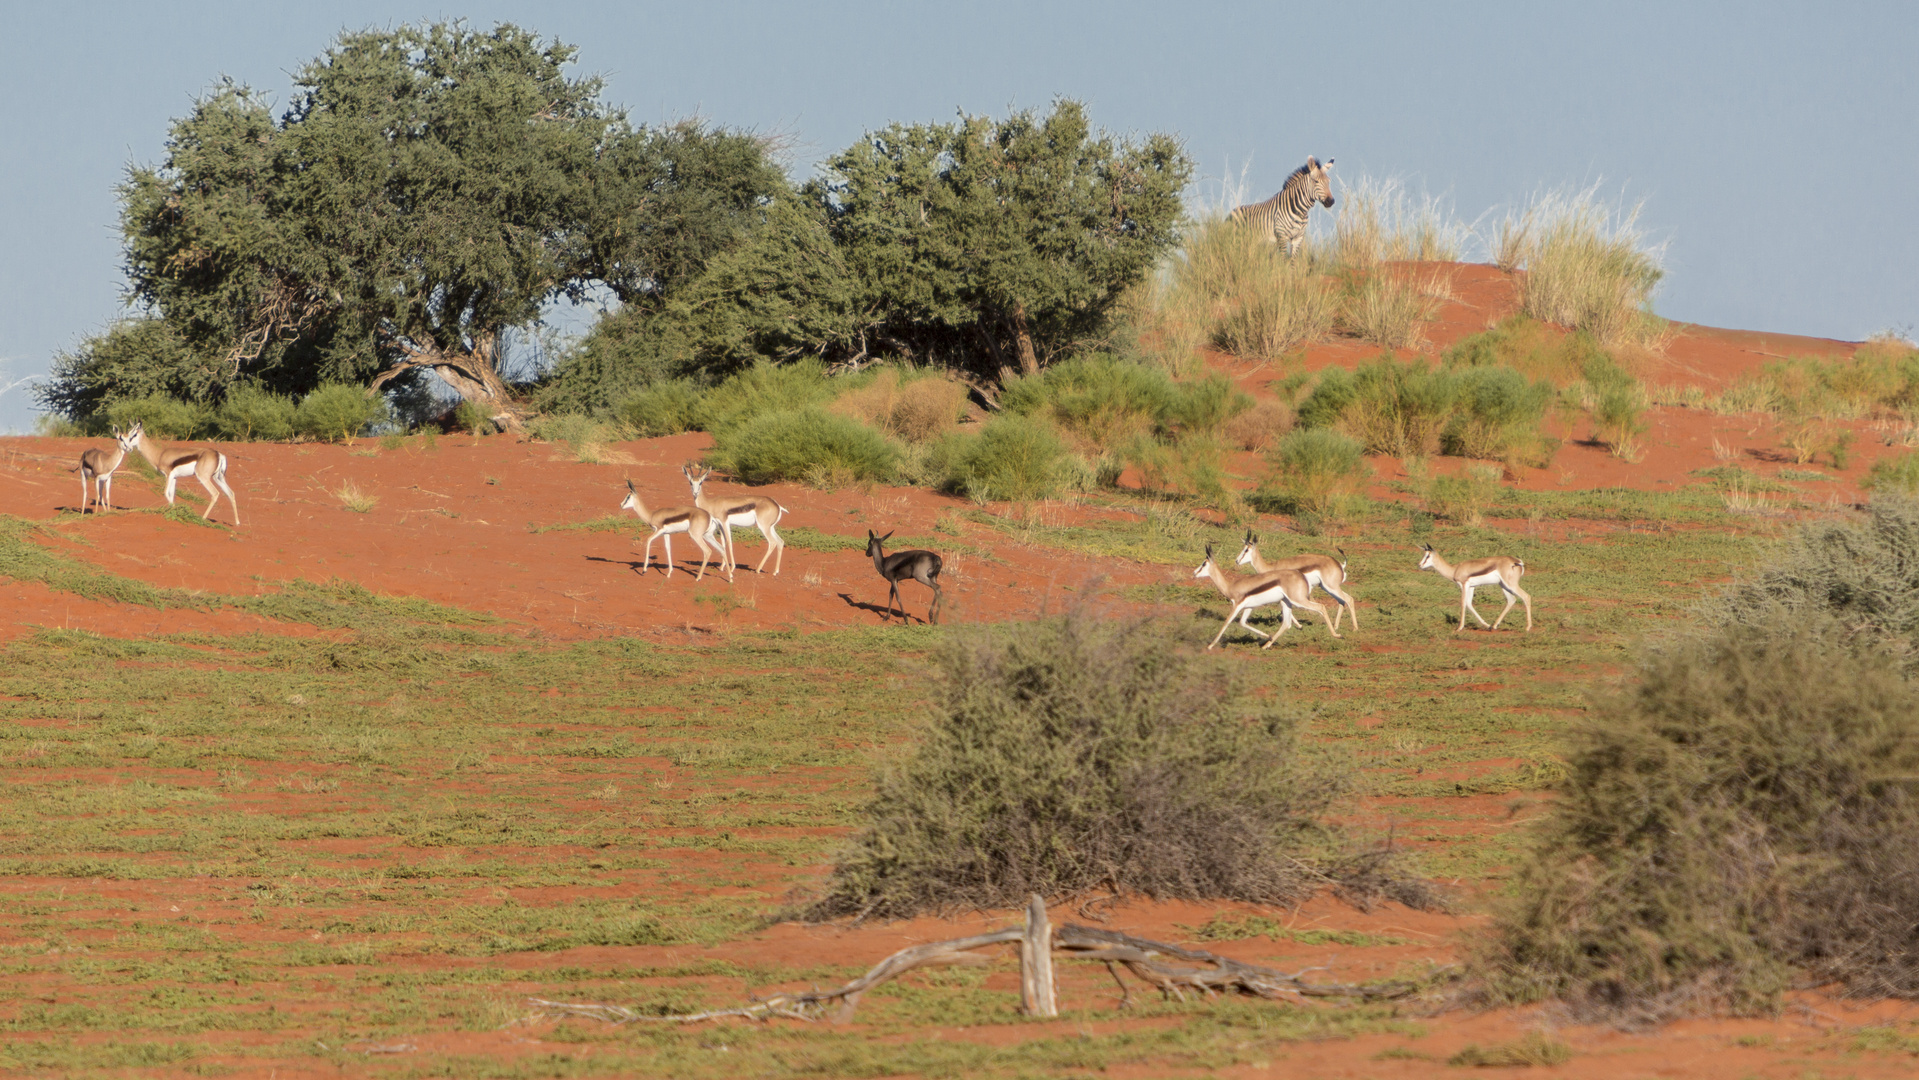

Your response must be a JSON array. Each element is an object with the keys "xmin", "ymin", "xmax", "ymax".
[
  {"xmin": 1052, "ymin": 923, "xmax": 1416, "ymax": 1002},
  {"xmin": 523, "ymin": 899, "xmax": 1416, "ymax": 1028},
  {"xmin": 528, "ymin": 927, "xmax": 1026, "ymax": 1027}
]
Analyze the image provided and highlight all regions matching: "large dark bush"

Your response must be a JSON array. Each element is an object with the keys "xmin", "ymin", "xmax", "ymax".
[
  {"xmin": 1475, "ymin": 499, "xmax": 1919, "ymax": 1023},
  {"xmin": 806, "ymin": 609, "xmax": 1365, "ymax": 919}
]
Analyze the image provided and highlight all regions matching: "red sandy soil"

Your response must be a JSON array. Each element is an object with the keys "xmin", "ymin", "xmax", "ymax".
[{"xmin": 5, "ymin": 263, "xmax": 1916, "ymax": 1078}]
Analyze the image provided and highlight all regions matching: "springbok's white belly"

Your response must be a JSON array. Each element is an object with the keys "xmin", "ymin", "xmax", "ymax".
[
  {"xmin": 1465, "ymin": 571, "xmax": 1505, "ymax": 589},
  {"xmin": 169, "ymin": 462, "xmax": 198, "ymax": 479},
  {"xmin": 724, "ymin": 510, "xmax": 760, "ymax": 528}
]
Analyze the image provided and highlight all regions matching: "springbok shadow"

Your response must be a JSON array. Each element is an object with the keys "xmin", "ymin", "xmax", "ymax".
[{"xmin": 837, "ymin": 591, "xmax": 928, "ymax": 625}]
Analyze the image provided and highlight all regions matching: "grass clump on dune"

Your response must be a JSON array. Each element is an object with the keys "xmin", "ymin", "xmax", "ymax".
[
  {"xmin": 805, "ymin": 607, "xmax": 1389, "ymax": 920},
  {"xmin": 1498, "ymin": 186, "xmax": 1664, "ymax": 346},
  {"xmin": 1474, "ymin": 500, "xmax": 1919, "ymax": 1023}
]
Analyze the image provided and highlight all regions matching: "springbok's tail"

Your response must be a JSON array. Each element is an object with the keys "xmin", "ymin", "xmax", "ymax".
[
  {"xmin": 1336, "ymin": 546, "xmax": 1349, "ymax": 578},
  {"xmin": 216, "ymin": 453, "xmax": 229, "ymax": 479},
  {"xmin": 1515, "ymin": 558, "xmax": 1526, "ymax": 572}
]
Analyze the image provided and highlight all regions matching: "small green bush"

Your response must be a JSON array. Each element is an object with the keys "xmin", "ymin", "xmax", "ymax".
[
  {"xmin": 214, "ymin": 383, "xmax": 297, "ymax": 441},
  {"xmin": 1567, "ymin": 351, "xmax": 1647, "ymax": 459},
  {"xmin": 1267, "ymin": 428, "xmax": 1367, "ymax": 515},
  {"xmin": 451, "ymin": 399, "xmax": 495, "ymax": 435},
  {"xmin": 1444, "ymin": 316, "xmax": 1592, "ymax": 389},
  {"xmin": 937, "ymin": 414, "xmax": 1069, "ymax": 502},
  {"xmin": 1161, "ymin": 375, "xmax": 1253, "ymax": 435},
  {"xmin": 697, "ymin": 359, "xmax": 833, "ymax": 434},
  {"xmin": 1442, "ymin": 366, "xmax": 1555, "ymax": 464},
  {"xmin": 1866, "ymin": 451, "xmax": 1919, "ymax": 495},
  {"xmin": 296, "ymin": 384, "xmax": 391, "ymax": 443},
  {"xmin": 1298, "ymin": 354, "xmax": 1459, "ymax": 457},
  {"xmin": 617, "ymin": 379, "xmax": 705, "ymax": 437},
  {"xmin": 1001, "ymin": 354, "xmax": 1175, "ymax": 453},
  {"xmin": 104, "ymin": 395, "xmax": 212, "ymax": 440},
  {"xmin": 805, "ymin": 608, "xmax": 1364, "ymax": 919},
  {"xmin": 707, "ymin": 407, "xmax": 896, "ymax": 486},
  {"xmin": 1422, "ymin": 462, "xmax": 1506, "ymax": 525}
]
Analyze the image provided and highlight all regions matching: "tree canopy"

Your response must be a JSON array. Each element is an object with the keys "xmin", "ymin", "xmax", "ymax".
[
  {"xmin": 807, "ymin": 100, "xmax": 1190, "ymax": 388},
  {"xmin": 41, "ymin": 21, "xmax": 783, "ymax": 424}
]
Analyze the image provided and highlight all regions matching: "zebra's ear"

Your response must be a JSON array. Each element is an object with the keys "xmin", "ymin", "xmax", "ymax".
[{"xmin": 1324, "ymin": 157, "xmax": 1335, "ymax": 168}]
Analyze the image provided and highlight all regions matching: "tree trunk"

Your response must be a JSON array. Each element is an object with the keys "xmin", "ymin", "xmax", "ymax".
[
  {"xmin": 369, "ymin": 331, "xmax": 525, "ymax": 431},
  {"xmin": 1011, "ymin": 302, "xmax": 1040, "ymax": 378}
]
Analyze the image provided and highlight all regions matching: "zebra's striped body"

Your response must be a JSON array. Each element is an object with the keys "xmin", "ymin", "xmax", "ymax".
[{"xmin": 1230, "ymin": 156, "xmax": 1335, "ymax": 255}]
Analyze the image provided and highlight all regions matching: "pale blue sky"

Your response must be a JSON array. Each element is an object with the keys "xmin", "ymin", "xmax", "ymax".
[{"xmin": 3, "ymin": 1, "xmax": 1914, "ymax": 430}]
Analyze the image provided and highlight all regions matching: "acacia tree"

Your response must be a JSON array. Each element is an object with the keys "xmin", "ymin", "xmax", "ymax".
[
  {"xmin": 42, "ymin": 21, "xmax": 783, "ymax": 424},
  {"xmin": 806, "ymin": 100, "xmax": 1190, "ymax": 392}
]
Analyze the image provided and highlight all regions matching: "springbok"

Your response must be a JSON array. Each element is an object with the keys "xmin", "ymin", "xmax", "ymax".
[
  {"xmin": 1416, "ymin": 543, "xmax": 1532, "ymax": 632},
  {"xmin": 1235, "ymin": 530, "xmax": 1360, "ymax": 632},
  {"xmin": 73, "ymin": 427, "xmax": 136, "ymax": 514},
  {"xmin": 619, "ymin": 480, "xmax": 715, "ymax": 581},
  {"xmin": 1194, "ymin": 543, "xmax": 1339, "ymax": 650},
  {"xmin": 122, "ymin": 422, "xmax": 240, "ymax": 524},
  {"xmin": 682, "ymin": 463, "xmax": 787, "ymax": 576},
  {"xmin": 866, "ymin": 530, "xmax": 942, "ymax": 624}
]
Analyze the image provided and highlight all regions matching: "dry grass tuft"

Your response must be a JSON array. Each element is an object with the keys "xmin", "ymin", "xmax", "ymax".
[
  {"xmin": 333, "ymin": 481, "xmax": 379, "ymax": 513},
  {"xmin": 829, "ymin": 368, "xmax": 968, "ymax": 444},
  {"xmin": 1503, "ymin": 187, "xmax": 1665, "ymax": 346}
]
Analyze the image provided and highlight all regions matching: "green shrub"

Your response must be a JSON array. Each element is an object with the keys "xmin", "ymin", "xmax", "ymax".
[
  {"xmin": 1567, "ymin": 351, "xmax": 1647, "ymax": 460},
  {"xmin": 937, "ymin": 414, "xmax": 1069, "ymax": 502},
  {"xmin": 1444, "ymin": 315, "xmax": 1593, "ymax": 388},
  {"xmin": 696, "ymin": 359, "xmax": 833, "ymax": 433},
  {"xmin": 1478, "ymin": 502, "xmax": 1919, "ymax": 1020},
  {"xmin": 214, "ymin": 383, "xmax": 297, "ymax": 441},
  {"xmin": 527, "ymin": 413, "xmax": 626, "ymax": 464},
  {"xmin": 1866, "ymin": 452, "xmax": 1919, "ymax": 495},
  {"xmin": 451, "ymin": 399, "xmax": 494, "ymax": 435},
  {"xmin": 1298, "ymin": 354, "xmax": 1458, "ymax": 457},
  {"xmin": 1160, "ymin": 375, "xmax": 1253, "ymax": 435},
  {"xmin": 295, "ymin": 384, "xmax": 391, "ymax": 443},
  {"xmin": 805, "ymin": 608, "xmax": 1362, "ymax": 919},
  {"xmin": 707, "ymin": 407, "xmax": 896, "ymax": 486},
  {"xmin": 1422, "ymin": 462, "xmax": 1506, "ymax": 525},
  {"xmin": 617, "ymin": 379, "xmax": 706, "ymax": 437},
  {"xmin": 1697, "ymin": 498, "xmax": 1919, "ymax": 662},
  {"xmin": 1001, "ymin": 354, "xmax": 1175, "ymax": 452},
  {"xmin": 1267, "ymin": 428, "xmax": 1367, "ymax": 515},
  {"xmin": 104, "ymin": 394, "xmax": 212, "ymax": 440},
  {"xmin": 1442, "ymin": 366, "xmax": 1555, "ymax": 464}
]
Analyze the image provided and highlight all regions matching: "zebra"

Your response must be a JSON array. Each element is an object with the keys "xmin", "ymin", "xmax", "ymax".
[{"xmin": 1229, "ymin": 156, "xmax": 1336, "ymax": 255}]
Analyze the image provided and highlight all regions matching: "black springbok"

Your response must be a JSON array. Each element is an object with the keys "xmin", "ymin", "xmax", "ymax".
[{"xmin": 866, "ymin": 530, "xmax": 943, "ymax": 624}]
